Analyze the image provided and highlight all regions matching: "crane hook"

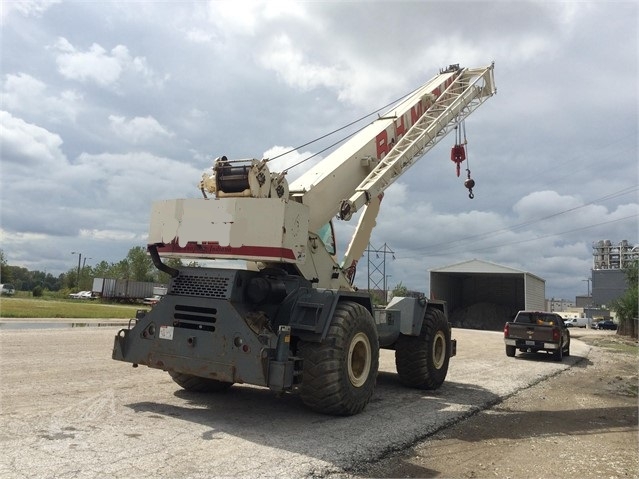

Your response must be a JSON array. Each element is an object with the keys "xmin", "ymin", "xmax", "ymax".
[{"xmin": 464, "ymin": 169, "xmax": 475, "ymax": 199}]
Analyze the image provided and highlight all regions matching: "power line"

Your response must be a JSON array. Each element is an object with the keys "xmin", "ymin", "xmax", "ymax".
[
  {"xmin": 407, "ymin": 185, "xmax": 638, "ymax": 255},
  {"xmin": 451, "ymin": 214, "xmax": 638, "ymax": 256},
  {"xmin": 402, "ymin": 213, "xmax": 638, "ymax": 259},
  {"xmin": 268, "ymin": 83, "xmax": 425, "ymax": 172}
]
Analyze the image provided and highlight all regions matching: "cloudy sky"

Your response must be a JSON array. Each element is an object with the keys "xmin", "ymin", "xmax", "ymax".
[{"xmin": 1, "ymin": 0, "xmax": 637, "ymax": 300}]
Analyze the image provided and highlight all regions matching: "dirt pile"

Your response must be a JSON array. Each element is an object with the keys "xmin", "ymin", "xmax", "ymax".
[{"xmin": 449, "ymin": 302, "xmax": 518, "ymax": 331}]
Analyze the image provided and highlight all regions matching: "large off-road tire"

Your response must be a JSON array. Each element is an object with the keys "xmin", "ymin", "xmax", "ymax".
[
  {"xmin": 564, "ymin": 339, "xmax": 570, "ymax": 357},
  {"xmin": 395, "ymin": 307, "xmax": 451, "ymax": 389},
  {"xmin": 506, "ymin": 345, "xmax": 516, "ymax": 357},
  {"xmin": 298, "ymin": 301, "xmax": 379, "ymax": 416},
  {"xmin": 168, "ymin": 371, "xmax": 234, "ymax": 392}
]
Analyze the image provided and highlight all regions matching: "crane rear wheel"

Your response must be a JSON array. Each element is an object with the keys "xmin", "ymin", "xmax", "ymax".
[{"xmin": 395, "ymin": 307, "xmax": 452, "ymax": 389}]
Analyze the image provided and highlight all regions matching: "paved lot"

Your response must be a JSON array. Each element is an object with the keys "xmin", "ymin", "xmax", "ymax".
[{"xmin": 0, "ymin": 323, "xmax": 588, "ymax": 478}]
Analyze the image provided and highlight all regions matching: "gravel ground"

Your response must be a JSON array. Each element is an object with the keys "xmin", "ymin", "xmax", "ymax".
[
  {"xmin": 0, "ymin": 322, "xmax": 635, "ymax": 478},
  {"xmin": 349, "ymin": 329, "xmax": 639, "ymax": 479}
]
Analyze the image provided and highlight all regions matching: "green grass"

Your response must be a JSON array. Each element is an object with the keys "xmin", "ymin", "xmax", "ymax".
[
  {"xmin": 597, "ymin": 341, "xmax": 639, "ymax": 355},
  {"xmin": 0, "ymin": 297, "xmax": 146, "ymax": 319},
  {"xmin": 578, "ymin": 335, "xmax": 639, "ymax": 355}
]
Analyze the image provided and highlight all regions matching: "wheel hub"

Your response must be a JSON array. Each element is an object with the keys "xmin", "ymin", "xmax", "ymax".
[
  {"xmin": 432, "ymin": 331, "xmax": 446, "ymax": 369},
  {"xmin": 348, "ymin": 332, "xmax": 371, "ymax": 388}
]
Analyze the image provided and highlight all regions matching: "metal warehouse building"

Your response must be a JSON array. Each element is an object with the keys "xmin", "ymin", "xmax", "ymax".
[{"xmin": 430, "ymin": 259, "xmax": 546, "ymax": 331}]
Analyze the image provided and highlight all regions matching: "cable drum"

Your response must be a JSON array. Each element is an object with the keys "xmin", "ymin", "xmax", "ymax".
[
  {"xmin": 216, "ymin": 164, "xmax": 251, "ymax": 193},
  {"xmin": 214, "ymin": 159, "xmax": 272, "ymax": 198}
]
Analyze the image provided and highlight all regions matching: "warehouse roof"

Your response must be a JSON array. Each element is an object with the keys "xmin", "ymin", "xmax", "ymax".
[{"xmin": 431, "ymin": 259, "xmax": 545, "ymax": 282}]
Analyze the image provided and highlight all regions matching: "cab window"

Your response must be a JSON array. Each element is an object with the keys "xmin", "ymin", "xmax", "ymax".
[{"xmin": 318, "ymin": 222, "xmax": 336, "ymax": 256}]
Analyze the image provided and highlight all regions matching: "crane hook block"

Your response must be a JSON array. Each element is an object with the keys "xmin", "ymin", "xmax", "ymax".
[
  {"xmin": 464, "ymin": 177, "xmax": 475, "ymax": 199},
  {"xmin": 450, "ymin": 144, "xmax": 466, "ymax": 177}
]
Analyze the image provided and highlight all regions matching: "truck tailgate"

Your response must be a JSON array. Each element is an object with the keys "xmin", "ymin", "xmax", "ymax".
[{"xmin": 507, "ymin": 323, "xmax": 555, "ymax": 342}]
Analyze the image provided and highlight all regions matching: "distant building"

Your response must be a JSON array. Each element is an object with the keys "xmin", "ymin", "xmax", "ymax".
[
  {"xmin": 592, "ymin": 269, "xmax": 629, "ymax": 307},
  {"xmin": 575, "ymin": 295, "xmax": 592, "ymax": 308},
  {"xmin": 548, "ymin": 298, "xmax": 575, "ymax": 312},
  {"xmin": 591, "ymin": 239, "xmax": 637, "ymax": 307},
  {"xmin": 592, "ymin": 239, "xmax": 638, "ymax": 270},
  {"xmin": 430, "ymin": 259, "xmax": 545, "ymax": 331}
]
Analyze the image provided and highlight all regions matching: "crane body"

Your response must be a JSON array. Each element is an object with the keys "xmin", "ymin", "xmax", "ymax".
[{"xmin": 113, "ymin": 64, "xmax": 496, "ymax": 415}]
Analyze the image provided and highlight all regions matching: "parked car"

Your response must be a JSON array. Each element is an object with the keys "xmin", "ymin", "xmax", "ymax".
[
  {"xmin": 69, "ymin": 291, "xmax": 95, "ymax": 300},
  {"xmin": 564, "ymin": 318, "xmax": 591, "ymax": 328},
  {"xmin": 595, "ymin": 320, "xmax": 618, "ymax": 330},
  {"xmin": 0, "ymin": 284, "xmax": 16, "ymax": 296},
  {"xmin": 142, "ymin": 295, "xmax": 162, "ymax": 306}
]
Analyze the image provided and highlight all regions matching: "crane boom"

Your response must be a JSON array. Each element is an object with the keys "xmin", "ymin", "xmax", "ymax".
[
  {"xmin": 339, "ymin": 64, "xmax": 495, "ymax": 221},
  {"xmin": 338, "ymin": 64, "xmax": 495, "ymax": 275}
]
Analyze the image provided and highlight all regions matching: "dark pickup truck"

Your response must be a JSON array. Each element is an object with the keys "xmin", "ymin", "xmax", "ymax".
[{"xmin": 504, "ymin": 311, "xmax": 570, "ymax": 361}]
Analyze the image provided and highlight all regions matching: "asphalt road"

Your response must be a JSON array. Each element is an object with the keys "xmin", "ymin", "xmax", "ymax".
[{"xmin": 0, "ymin": 322, "xmax": 589, "ymax": 478}]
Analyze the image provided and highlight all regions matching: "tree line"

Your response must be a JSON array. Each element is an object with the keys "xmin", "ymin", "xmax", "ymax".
[
  {"xmin": 1, "ymin": 247, "xmax": 636, "ymax": 337},
  {"xmin": 0, "ymin": 246, "xmax": 182, "ymax": 294}
]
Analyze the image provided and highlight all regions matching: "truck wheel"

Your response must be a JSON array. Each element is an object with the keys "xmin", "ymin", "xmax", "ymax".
[
  {"xmin": 298, "ymin": 301, "xmax": 379, "ymax": 416},
  {"xmin": 395, "ymin": 307, "xmax": 451, "ymax": 389},
  {"xmin": 564, "ymin": 340, "xmax": 570, "ymax": 357},
  {"xmin": 168, "ymin": 371, "xmax": 234, "ymax": 392},
  {"xmin": 506, "ymin": 345, "xmax": 516, "ymax": 357},
  {"xmin": 553, "ymin": 346, "xmax": 563, "ymax": 361}
]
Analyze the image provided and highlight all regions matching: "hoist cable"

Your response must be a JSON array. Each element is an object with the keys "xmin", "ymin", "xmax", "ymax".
[
  {"xmin": 268, "ymin": 83, "xmax": 426, "ymax": 169},
  {"xmin": 282, "ymin": 128, "xmax": 364, "ymax": 173}
]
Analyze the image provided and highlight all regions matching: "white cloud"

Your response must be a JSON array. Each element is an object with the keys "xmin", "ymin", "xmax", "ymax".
[
  {"xmin": 185, "ymin": 28, "xmax": 216, "ymax": 44},
  {"xmin": 0, "ymin": 229, "xmax": 49, "ymax": 243},
  {"xmin": 109, "ymin": 115, "xmax": 174, "ymax": 144},
  {"xmin": 259, "ymin": 34, "xmax": 345, "ymax": 91},
  {"xmin": 53, "ymin": 38, "xmax": 123, "ymax": 86},
  {"xmin": 0, "ymin": 110, "xmax": 67, "ymax": 167},
  {"xmin": 206, "ymin": 0, "xmax": 305, "ymax": 35},
  {"xmin": 263, "ymin": 145, "xmax": 319, "ymax": 178},
  {"xmin": 79, "ymin": 229, "xmax": 141, "ymax": 241},
  {"xmin": 52, "ymin": 37, "xmax": 167, "ymax": 88},
  {"xmin": 513, "ymin": 191, "xmax": 582, "ymax": 220},
  {"xmin": 0, "ymin": 0, "xmax": 60, "ymax": 24},
  {"xmin": 74, "ymin": 151, "xmax": 202, "ymax": 207},
  {"xmin": 2, "ymin": 72, "xmax": 83, "ymax": 122}
]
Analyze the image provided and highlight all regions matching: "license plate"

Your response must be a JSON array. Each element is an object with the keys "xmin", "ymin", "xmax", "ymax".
[{"xmin": 525, "ymin": 340, "xmax": 535, "ymax": 346}]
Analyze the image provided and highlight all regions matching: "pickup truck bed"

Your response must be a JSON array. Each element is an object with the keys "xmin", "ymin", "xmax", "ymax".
[{"xmin": 504, "ymin": 311, "xmax": 570, "ymax": 361}]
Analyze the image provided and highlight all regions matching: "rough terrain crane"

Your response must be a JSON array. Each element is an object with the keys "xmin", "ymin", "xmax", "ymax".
[{"xmin": 113, "ymin": 63, "xmax": 496, "ymax": 415}]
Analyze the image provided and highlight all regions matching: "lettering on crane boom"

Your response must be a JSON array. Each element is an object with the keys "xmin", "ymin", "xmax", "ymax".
[{"xmin": 375, "ymin": 74, "xmax": 456, "ymax": 160}]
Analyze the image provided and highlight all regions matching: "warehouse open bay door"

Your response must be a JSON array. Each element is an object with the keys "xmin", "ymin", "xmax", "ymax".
[{"xmin": 430, "ymin": 259, "xmax": 545, "ymax": 331}]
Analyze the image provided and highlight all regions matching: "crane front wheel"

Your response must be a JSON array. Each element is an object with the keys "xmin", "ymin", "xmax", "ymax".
[{"xmin": 299, "ymin": 301, "xmax": 379, "ymax": 416}]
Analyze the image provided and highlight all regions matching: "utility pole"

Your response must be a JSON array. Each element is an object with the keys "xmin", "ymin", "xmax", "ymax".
[
  {"xmin": 82, "ymin": 257, "xmax": 92, "ymax": 290},
  {"xmin": 365, "ymin": 243, "xmax": 394, "ymax": 304},
  {"xmin": 71, "ymin": 252, "xmax": 82, "ymax": 288}
]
